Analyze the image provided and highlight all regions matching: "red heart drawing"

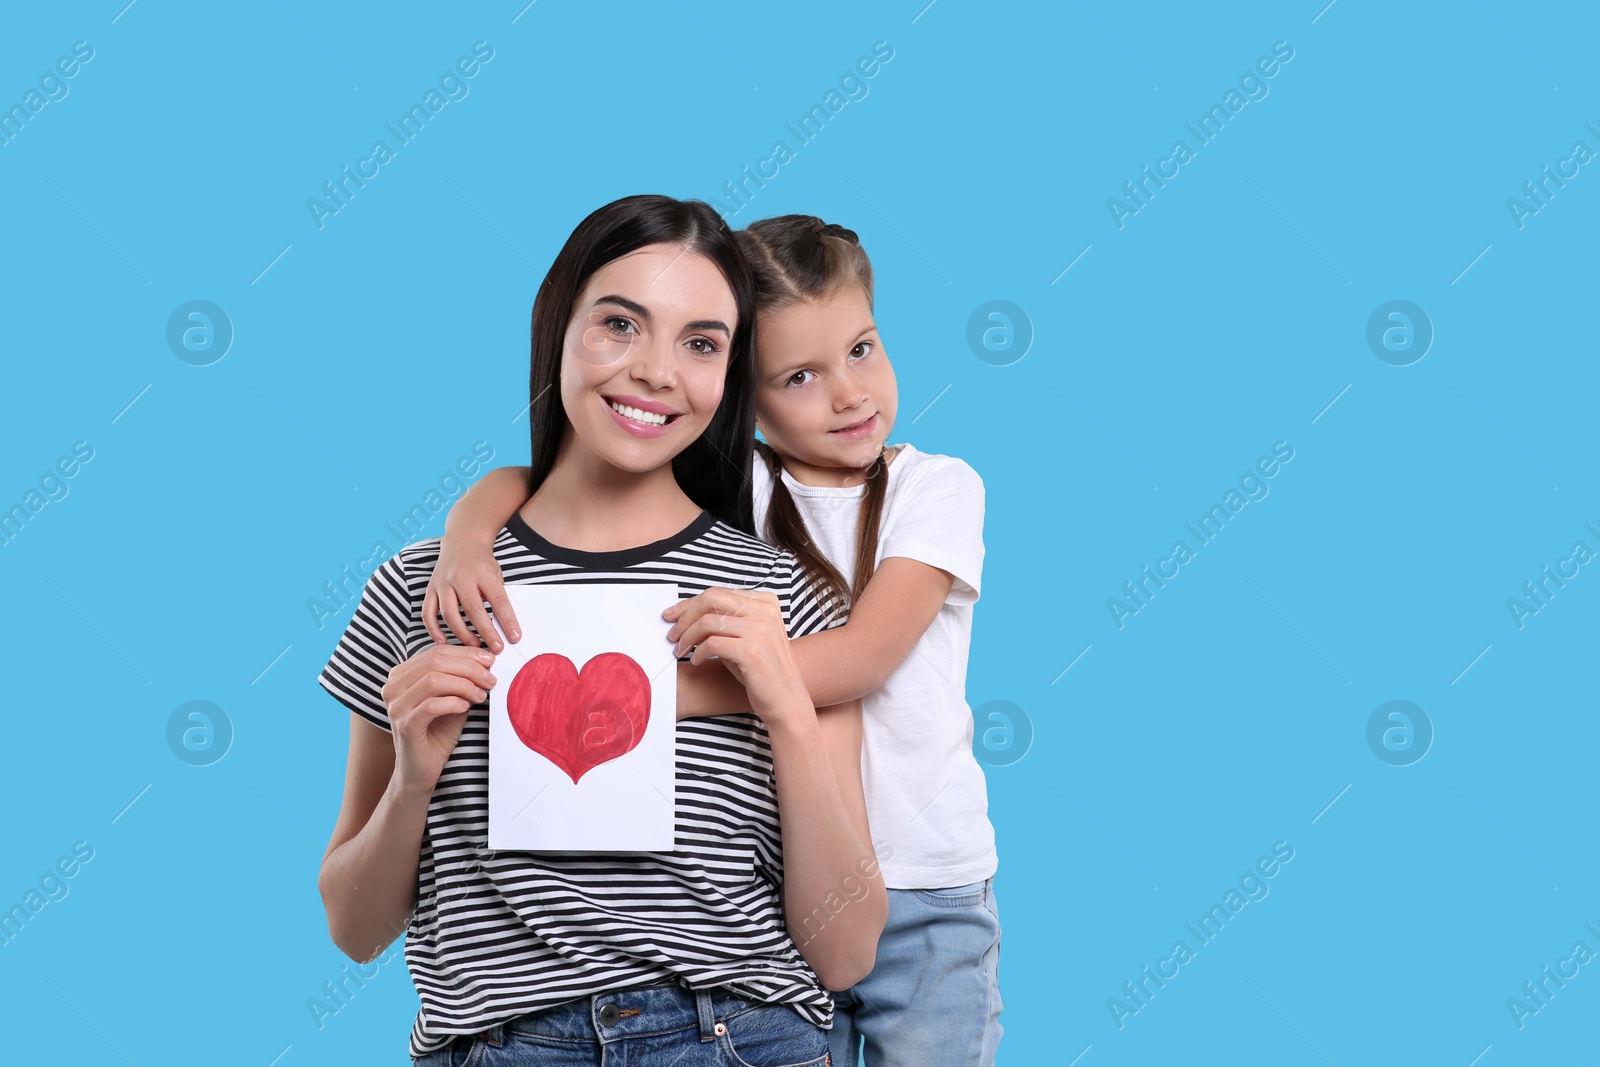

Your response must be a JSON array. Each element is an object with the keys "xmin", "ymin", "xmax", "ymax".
[{"xmin": 504, "ymin": 652, "xmax": 652, "ymax": 784}]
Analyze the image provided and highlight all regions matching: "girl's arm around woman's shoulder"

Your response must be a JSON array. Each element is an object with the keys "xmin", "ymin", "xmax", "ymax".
[{"xmin": 422, "ymin": 465, "xmax": 533, "ymax": 651}]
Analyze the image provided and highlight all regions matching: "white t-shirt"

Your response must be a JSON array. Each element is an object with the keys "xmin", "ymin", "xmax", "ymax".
[{"xmin": 752, "ymin": 441, "xmax": 998, "ymax": 889}]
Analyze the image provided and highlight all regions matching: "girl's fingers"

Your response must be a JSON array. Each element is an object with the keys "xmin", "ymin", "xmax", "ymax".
[
  {"xmin": 423, "ymin": 587, "xmax": 446, "ymax": 647},
  {"xmin": 439, "ymin": 588, "xmax": 480, "ymax": 649},
  {"xmin": 458, "ymin": 588, "xmax": 501, "ymax": 654},
  {"xmin": 487, "ymin": 585, "xmax": 521, "ymax": 643}
]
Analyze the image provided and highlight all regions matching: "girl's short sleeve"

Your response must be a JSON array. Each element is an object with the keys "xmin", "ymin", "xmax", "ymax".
[
  {"xmin": 878, "ymin": 457, "xmax": 986, "ymax": 607},
  {"xmin": 317, "ymin": 553, "xmax": 414, "ymax": 732}
]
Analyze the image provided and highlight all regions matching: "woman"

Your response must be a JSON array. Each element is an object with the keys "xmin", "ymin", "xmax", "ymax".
[
  {"xmin": 424, "ymin": 214, "xmax": 1004, "ymax": 1065},
  {"xmin": 316, "ymin": 194, "xmax": 886, "ymax": 1065}
]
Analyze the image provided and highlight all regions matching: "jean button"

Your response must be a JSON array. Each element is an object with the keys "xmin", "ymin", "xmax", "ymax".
[{"xmin": 598, "ymin": 1003, "xmax": 621, "ymax": 1027}]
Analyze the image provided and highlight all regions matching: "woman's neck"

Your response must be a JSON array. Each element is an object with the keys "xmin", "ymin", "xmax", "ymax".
[{"xmin": 520, "ymin": 434, "xmax": 704, "ymax": 553}]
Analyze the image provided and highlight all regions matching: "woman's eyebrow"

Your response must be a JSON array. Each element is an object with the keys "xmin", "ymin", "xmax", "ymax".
[
  {"xmin": 594, "ymin": 294, "xmax": 652, "ymax": 321},
  {"xmin": 593, "ymin": 296, "xmax": 728, "ymax": 336}
]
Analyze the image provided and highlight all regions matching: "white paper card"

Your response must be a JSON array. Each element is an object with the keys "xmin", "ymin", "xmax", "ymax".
[{"xmin": 487, "ymin": 583, "xmax": 678, "ymax": 851}]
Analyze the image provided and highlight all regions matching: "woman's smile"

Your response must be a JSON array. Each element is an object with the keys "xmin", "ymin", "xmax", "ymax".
[{"xmin": 602, "ymin": 392, "xmax": 685, "ymax": 438}]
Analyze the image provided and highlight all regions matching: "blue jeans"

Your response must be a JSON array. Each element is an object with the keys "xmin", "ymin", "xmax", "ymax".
[
  {"xmin": 410, "ymin": 982, "xmax": 831, "ymax": 1066},
  {"xmin": 828, "ymin": 877, "xmax": 1003, "ymax": 1067}
]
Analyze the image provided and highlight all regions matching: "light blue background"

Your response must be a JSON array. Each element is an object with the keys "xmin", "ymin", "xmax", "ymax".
[{"xmin": 2, "ymin": 2, "xmax": 1597, "ymax": 1064}]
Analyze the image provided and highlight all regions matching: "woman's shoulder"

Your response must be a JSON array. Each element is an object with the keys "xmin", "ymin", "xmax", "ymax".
[
  {"xmin": 696, "ymin": 516, "xmax": 808, "ymax": 579},
  {"xmin": 697, "ymin": 515, "xmax": 796, "ymax": 576},
  {"xmin": 693, "ymin": 519, "xmax": 834, "ymax": 630}
]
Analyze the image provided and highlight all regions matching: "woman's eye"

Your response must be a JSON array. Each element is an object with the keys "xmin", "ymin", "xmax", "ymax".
[
  {"xmin": 686, "ymin": 337, "xmax": 721, "ymax": 355},
  {"xmin": 849, "ymin": 341, "xmax": 874, "ymax": 360},
  {"xmin": 605, "ymin": 316, "xmax": 636, "ymax": 336},
  {"xmin": 787, "ymin": 369, "xmax": 816, "ymax": 387}
]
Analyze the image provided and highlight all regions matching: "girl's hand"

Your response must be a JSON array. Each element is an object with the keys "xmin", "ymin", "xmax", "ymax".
[
  {"xmin": 381, "ymin": 645, "xmax": 498, "ymax": 796},
  {"xmin": 422, "ymin": 537, "xmax": 521, "ymax": 653},
  {"xmin": 663, "ymin": 588, "xmax": 813, "ymax": 730}
]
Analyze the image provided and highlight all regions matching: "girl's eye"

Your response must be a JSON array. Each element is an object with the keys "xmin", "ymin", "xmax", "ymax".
[
  {"xmin": 787, "ymin": 369, "xmax": 816, "ymax": 387},
  {"xmin": 849, "ymin": 341, "xmax": 874, "ymax": 360},
  {"xmin": 686, "ymin": 337, "xmax": 721, "ymax": 355},
  {"xmin": 604, "ymin": 316, "xmax": 637, "ymax": 336}
]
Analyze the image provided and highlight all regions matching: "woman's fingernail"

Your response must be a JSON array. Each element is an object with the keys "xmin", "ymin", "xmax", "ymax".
[
  {"xmin": 478, "ymin": 650, "xmax": 494, "ymax": 664},
  {"xmin": 509, "ymin": 629, "xmax": 520, "ymax": 640}
]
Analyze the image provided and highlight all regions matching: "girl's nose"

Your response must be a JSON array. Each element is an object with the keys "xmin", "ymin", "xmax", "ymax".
[{"xmin": 835, "ymin": 384, "xmax": 870, "ymax": 411}]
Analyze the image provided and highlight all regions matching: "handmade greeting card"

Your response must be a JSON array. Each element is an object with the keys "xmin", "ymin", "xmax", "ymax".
[{"xmin": 487, "ymin": 583, "xmax": 678, "ymax": 851}]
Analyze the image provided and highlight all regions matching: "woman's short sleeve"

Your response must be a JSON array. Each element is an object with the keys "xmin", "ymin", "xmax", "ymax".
[{"xmin": 317, "ymin": 553, "xmax": 414, "ymax": 732}]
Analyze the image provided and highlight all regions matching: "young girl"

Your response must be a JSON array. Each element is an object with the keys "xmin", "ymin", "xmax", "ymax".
[
  {"xmin": 424, "ymin": 214, "xmax": 1002, "ymax": 1067},
  {"xmin": 317, "ymin": 196, "xmax": 885, "ymax": 1066}
]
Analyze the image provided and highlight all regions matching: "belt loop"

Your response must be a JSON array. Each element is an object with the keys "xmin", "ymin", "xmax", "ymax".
[{"xmin": 696, "ymin": 988, "xmax": 717, "ymax": 1042}]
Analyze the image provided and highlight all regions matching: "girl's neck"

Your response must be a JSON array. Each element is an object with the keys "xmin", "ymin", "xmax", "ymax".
[
  {"xmin": 775, "ymin": 443, "xmax": 900, "ymax": 489},
  {"xmin": 520, "ymin": 430, "xmax": 703, "ymax": 553}
]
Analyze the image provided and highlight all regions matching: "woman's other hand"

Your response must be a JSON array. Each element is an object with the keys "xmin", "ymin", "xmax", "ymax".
[
  {"xmin": 382, "ymin": 645, "xmax": 498, "ymax": 796},
  {"xmin": 662, "ymin": 588, "xmax": 813, "ymax": 729}
]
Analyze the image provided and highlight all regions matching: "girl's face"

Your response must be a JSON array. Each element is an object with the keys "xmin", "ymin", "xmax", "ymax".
[
  {"xmin": 754, "ymin": 285, "xmax": 898, "ymax": 479},
  {"xmin": 558, "ymin": 242, "xmax": 739, "ymax": 473}
]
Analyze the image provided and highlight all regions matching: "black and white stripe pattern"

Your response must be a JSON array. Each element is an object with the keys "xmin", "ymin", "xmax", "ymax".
[{"xmin": 317, "ymin": 510, "xmax": 840, "ymax": 1060}]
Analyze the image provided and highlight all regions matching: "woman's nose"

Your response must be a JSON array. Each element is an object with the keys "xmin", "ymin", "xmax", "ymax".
[{"xmin": 630, "ymin": 338, "xmax": 678, "ymax": 390}]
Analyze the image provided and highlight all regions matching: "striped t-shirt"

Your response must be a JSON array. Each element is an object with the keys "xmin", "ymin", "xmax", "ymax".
[{"xmin": 317, "ymin": 508, "xmax": 843, "ymax": 1060}]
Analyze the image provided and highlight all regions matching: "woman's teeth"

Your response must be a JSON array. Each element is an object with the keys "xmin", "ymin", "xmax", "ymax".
[{"xmin": 609, "ymin": 400, "xmax": 668, "ymax": 426}]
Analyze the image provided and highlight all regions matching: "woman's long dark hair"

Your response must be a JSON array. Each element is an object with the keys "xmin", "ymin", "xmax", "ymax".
[
  {"xmin": 525, "ymin": 195, "xmax": 758, "ymax": 534},
  {"xmin": 738, "ymin": 215, "xmax": 885, "ymax": 620}
]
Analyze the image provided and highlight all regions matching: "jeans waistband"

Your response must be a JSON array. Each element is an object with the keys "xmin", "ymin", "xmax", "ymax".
[{"xmin": 469, "ymin": 981, "xmax": 764, "ymax": 1047}]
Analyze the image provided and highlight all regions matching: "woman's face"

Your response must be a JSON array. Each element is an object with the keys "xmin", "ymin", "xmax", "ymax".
[
  {"xmin": 558, "ymin": 242, "xmax": 739, "ymax": 473},
  {"xmin": 753, "ymin": 285, "xmax": 898, "ymax": 477}
]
